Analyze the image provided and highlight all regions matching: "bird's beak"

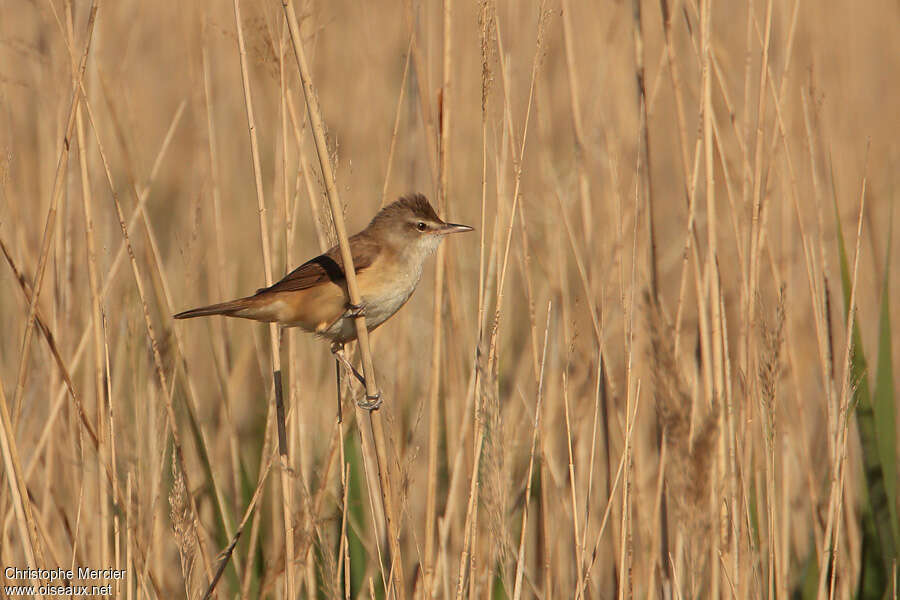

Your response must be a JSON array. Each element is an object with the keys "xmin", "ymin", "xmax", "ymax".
[{"xmin": 438, "ymin": 222, "xmax": 474, "ymax": 235}]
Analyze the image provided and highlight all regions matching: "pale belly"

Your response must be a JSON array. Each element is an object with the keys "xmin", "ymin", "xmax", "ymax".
[{"xmin": 317, "ymin": 263, "xmax": 421, "ymax": 343}]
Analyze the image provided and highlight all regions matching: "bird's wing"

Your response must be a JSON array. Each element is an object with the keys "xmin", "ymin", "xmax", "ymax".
[{"xmin": 255, "ymin": 233, "xmax": 382, "ymax": 295}]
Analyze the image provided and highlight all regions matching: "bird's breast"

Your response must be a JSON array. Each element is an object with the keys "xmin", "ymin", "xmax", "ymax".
[
  {"xmin": 357, "ymin": 257, "xmax": 423, "ymax": 328},
  {"xmin": 312, "ymin": 250, "xmax": 426, "ymax": 342}
]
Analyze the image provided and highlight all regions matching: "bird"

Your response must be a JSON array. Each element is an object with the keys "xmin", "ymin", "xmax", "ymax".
[{"xmin": 174, "ymin": 194, "xmax": 472, "ymax": 408}]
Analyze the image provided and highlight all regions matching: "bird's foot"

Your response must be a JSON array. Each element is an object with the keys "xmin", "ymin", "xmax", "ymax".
[
  {"xmin": 330, "ymin": 343, "xmax": 383, "ymax": 411},
  {"xmin": 345, "ymin": 301, "xmax": 366, "ymax": 319},
  {"xmin": 357, "ymin": 391, "xmax": 383, "ymax": 411}
]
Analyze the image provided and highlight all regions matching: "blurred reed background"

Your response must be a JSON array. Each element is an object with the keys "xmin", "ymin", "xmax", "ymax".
[{"xmin": 0, "ymin": 0, "xmax": 898, "ymax": 597}]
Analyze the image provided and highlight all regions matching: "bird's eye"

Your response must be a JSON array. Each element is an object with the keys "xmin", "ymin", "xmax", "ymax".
[{"xmin": 416, "ymin": 221, "xmax": 427, "ymax": 231}]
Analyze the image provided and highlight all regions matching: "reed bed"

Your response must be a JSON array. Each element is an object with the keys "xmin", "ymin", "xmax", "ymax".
[{"xmin": 0, "ymin": 0, "xmax": 898, "ymax": 597}]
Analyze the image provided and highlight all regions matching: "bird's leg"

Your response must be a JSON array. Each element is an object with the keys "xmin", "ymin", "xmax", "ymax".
[
  {"xmin": 341, "ymin": 303, "xmax": 383, "ymax": 410},
  {"xmin": 331, "ymin": 342, "xmax": 366, "ymax": 386},
  {"xmin": 334, "ymin": 355, "xmax": 343, "ymax": 424},
  {"xmin": 329, "ymin": 342, "xmax": 382, "ymax": 411}
]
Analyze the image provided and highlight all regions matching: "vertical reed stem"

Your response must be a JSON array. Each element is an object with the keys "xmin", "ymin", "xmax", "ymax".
[
  {"xmin": 232, "ymin": 1, "xmax": 294, "ymax": 596},
  {"xmin": 282, "ymin": 1, "xmax": 405, "ymax": 597}
]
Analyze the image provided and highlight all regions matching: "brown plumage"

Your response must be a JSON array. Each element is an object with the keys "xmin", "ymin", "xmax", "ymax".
[{"xmin": 174, "ymin": 194, "xmax": 472, "ymax": 343}]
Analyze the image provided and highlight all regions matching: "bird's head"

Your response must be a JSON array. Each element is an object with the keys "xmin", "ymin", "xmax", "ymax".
[{"xmin": 369, "ymin": 194, "xmax": 473, "ymax": 256}]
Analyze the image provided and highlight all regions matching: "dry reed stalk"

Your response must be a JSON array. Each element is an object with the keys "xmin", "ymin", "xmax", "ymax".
[
  {"xmin": 355, "ymin": 412, "xmax": 391, "ymax": 592},
  {"xmin": 103, "ymin": 316, "xmax": 122, "ymax": 595},
  {"xmin": 276, "ymin": 17, "xmax": 320, "ymax": 597},
  {"xmin": 557, "ymin": 192, "xmax": 602, "ymax": 353},
  {"xmin": 88, "ymin": 61, "xmax": 246, "ymax": 582},
  {"xmin": 239, "ymin": 403, "xmax": 276, "ymax": 598},
  {"xmin": 631, "ymin": 0, "xmax": 658, "ymax": 305},
  {"xmin": 738, "ymin": 0, "xmax": 755, "ymax": 353},
  {"xmin": 427, "ymin": 338, "xmax": 486, "ymax": 589},
  {"xmin": 126, "ymin": 472, "xmax": 133, "ymax": 600},
  {"xmin": 619, "ymin": 165, "xmax": 644, "ymax": 598},
  {"xmin": 471, "ymin": 62, "xmax": 548, "ymax": 600},
  {"xmin": 805, "ymin": 100, "xmax": 836, "ymax": 404},
  {"xmin": 77, "ymin": 85, "xmax": 215, "ymax": 584},
  {"xmin": 744, "ymin": 0, "xmax": 774, "ymax": 385},
  {"xmin": 258, "ymin": 408, "xmax": 348, "ymax": 597},
  {"xmin": 339, "ymin": 461, "xmax": 352, "ymax": 600},
  {"xmin": 134, "ymin": 384, "xmax": 174, "ymax": 599},
  {"xmin": 169, "ymin": 453, "xmax": 197, "ymax": 597},
  {"xmin": 465, "ymin": 24, "xmax": 494, "ymax": 592},
  {"xmin": 202, "ymin": 435, "xmax": 280, "ymax": 600},
  {"xmin": 548, "ymin": 120, "xmax": 613, "ymax": 594},
  {"xmin": 0, "ymin": 241, "xmax": 152, "ymax": 582},
  {"xmin": 651, "ymin": 3, "xmax": 706, "ymax": 583},
  {"xmin": 0, "ymin": 368, "xmax": 43, "ymax": 594},
  {"xmin": 441, "ymin": 249, "xmax": 472, "ymax": 468},
  {"xmin": 402, "ymin": 1, "xmax": 439, "ymax": 185},
  {"xmin": 284, "ymin": 67, "xmax": 348, "ymax": 597},
  {"xmin": 281, "ymin": 3, "xmax": 404, "ymax": 598},
  {"xmin": 380, "ymin": 36, "xmax": 414, "ymax": 209},
  {"xmin": 563, "ymin": 368, "xmax": 583, "ymax": 594},
  {"xmin": 648, "ymin": 431, "xmax": 670, "ymax": 600},
  {"xmin": 423, "ymin": 0, "xmax": 453, "ymax": 594},
  {"xmin": 757, "ymin": 288, "xmax": 785, "ymax": 597},
  {"xmin": 472, "ymin": 8, "xmax": 549, "ymax": 591},
  {"xmin": 515, "ymin": 196, "xmax": 541, "ymax": 379},
  {"xmin": 231, "ymin": 1, "xmax": 296, "ymax": 597},
  {"xmin": 796, "ymin": 100, "xmax": 841, "ymax": 575},
  {"xmin": 396, "ymin": 25, "xmax": 474, "ymax": 452},
  {"xmin": 64, "ymin": 0, "xmax": 111, "ymax": 579},
  {"xmin": 579, "ymin": 356, "xmax": 605, "ymax": 592},
  {"xmin": 619, "ymin": 381, "xmax": 640, "ymax": 600},
  {"xmin": 488, "ymin": 3, "xmax": 547, "ymax": 341},
  {"xmin": 200, "ymin": 33, "xmax": 240, "ymax": 487},
  {"xmin": 790, "ymin": 98, "xmax": 831, "ymax": 391},
  {"xmin": 658, "ymin": 0, "xmax": 692, "ymax": 201},
  {"xmin": 672, "ymin": 133, "xmax": 705, "ymax": 360},
  {"xmin": 748, "ymin": 30, "xmax": 812, "ymax": 590},
  {"xmin": 201, "ymin": 30, "xmax": 228, "ymax": 310},
  {"xmin": 511, "ymin": 302, "xmax": 551, "ymax": 600},
  {"xmin": 698, "ymin": 0, "xmax": 727, "ymax": 595},
  {"xmin": 24, "ymin": 502, "xmax": 64, "ymax": 583},
  {"xmin": 452, "ymin": 353, "xmax": 493, "ymax": 598},
  {"xmin": 476, "ymin": 0, "xmax": 494, "ymax": 342},
  {"xmin": 430, "ymin": 10, "xmax": 495, "ymax": 593},
  {"xmin": 3, "ymin": 104, "xmax": 184, "ymax": 503},
  {"xmin": 816, "ymin": 153, "xmax": 867, "ymax": 600},
  {"xmin": 577, "ymin": 402, "xmax": 637, "ymax": 600},
  {"xmin": 0, "ymin": 239, "xmax": 97, "ymax": 448},
  {"xmin": 559, "ymin": 0, "xmax": 595, "ymax": 250},
  {"xmin": 285, "ymin": 89, "xmax": 333, "ymax": 249},
  {"xmin": 717, "ymin": 278, "xmax": 742, "ymax": 598},
  {"xmin": 647, "ymin": 294, "xmax": 720, "ymax": 589},
  {"xmin": 538, "ymin": 435, "xmax": 553, "ymax": 597},
  {"xmin": 12, "ymin": 0, "xmax": 97, "ymax": 426}
]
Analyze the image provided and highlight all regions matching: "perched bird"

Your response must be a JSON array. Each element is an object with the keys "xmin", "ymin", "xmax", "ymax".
[{"xmin": 174, "ymin": 194, "xmax": 472, "ymax": 405}]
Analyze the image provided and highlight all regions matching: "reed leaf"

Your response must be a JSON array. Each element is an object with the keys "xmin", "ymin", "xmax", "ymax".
[
  {"xmin": 873, "ymin": 205, "xmax": 898, "ymax": 540},
  {"xmin": 833, "ymin": 195, "xmax": 897, "ymax": 591}
]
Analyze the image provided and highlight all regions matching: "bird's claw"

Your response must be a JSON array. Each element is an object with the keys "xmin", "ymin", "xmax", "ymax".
[
  {"xmin": 345, "ymin": 302, "xmax": 366, "ymax": 318},
  {"xmin": 357, "ymin": 391, "xmax": 382, "ymax": 411},
  {"xmin": 331, "ymin": 340, "xmax": 382, "ymax": 411}
]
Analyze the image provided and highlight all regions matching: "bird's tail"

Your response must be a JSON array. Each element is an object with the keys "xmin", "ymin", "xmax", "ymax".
[{"xmin": 173, "ymin": 297, "xmax": 257, "ymax": 320}]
